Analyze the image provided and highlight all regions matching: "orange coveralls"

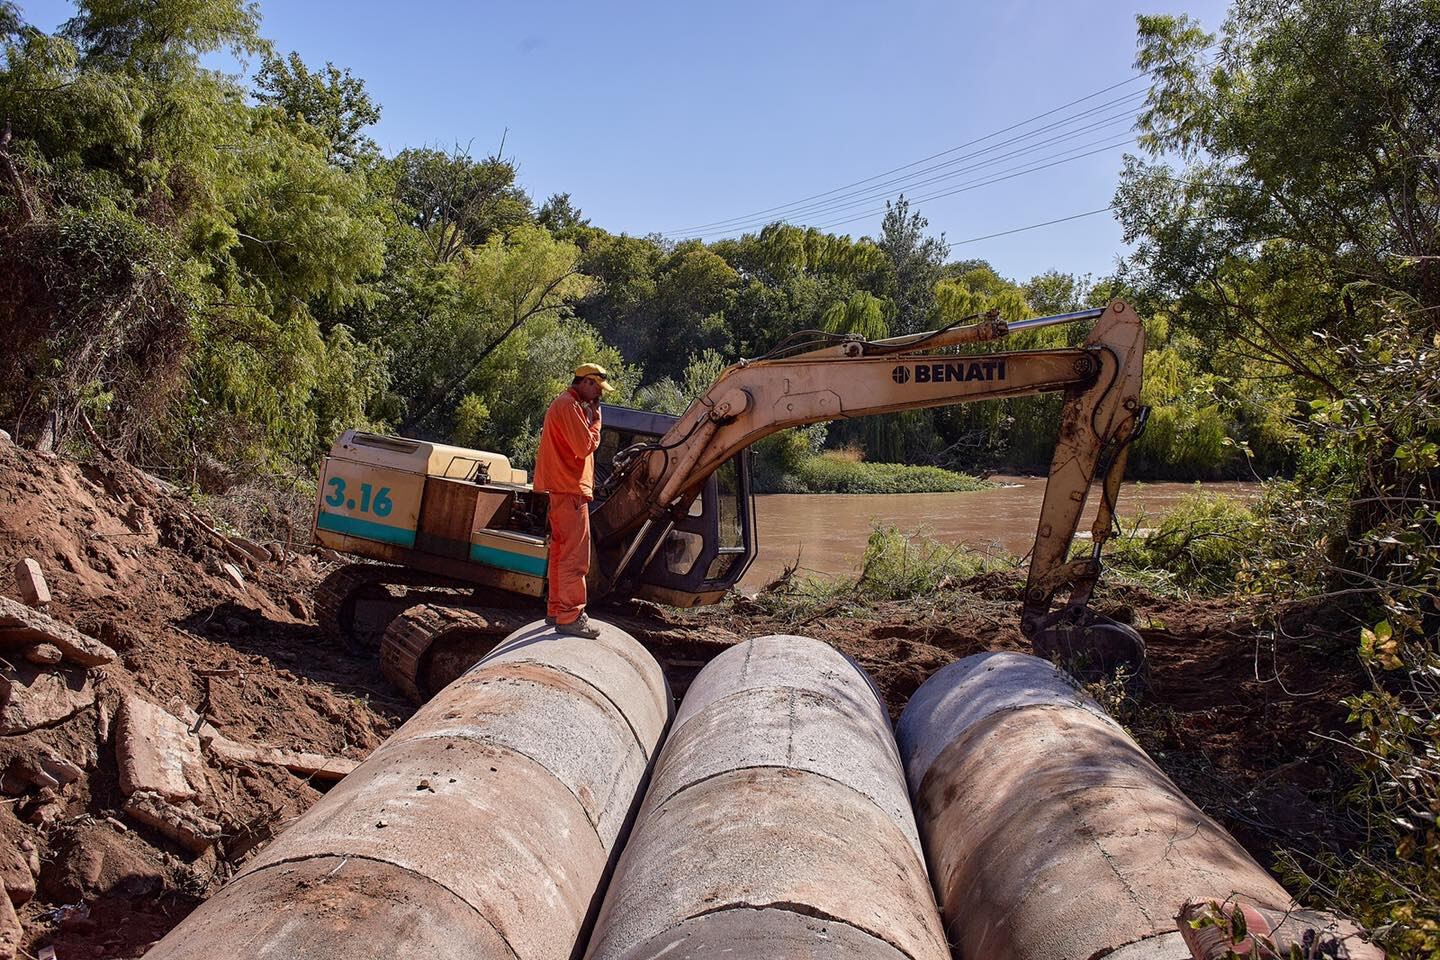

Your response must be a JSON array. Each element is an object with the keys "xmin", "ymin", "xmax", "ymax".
[{"xmin": 532, "ymin": 387, "xmax": 602, "ymax": 625}]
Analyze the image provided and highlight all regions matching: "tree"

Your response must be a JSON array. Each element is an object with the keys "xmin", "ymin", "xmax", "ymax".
[
  {"xmin": 876, "ymin": 196, "xmax": 947, "ymax": 334},
  {"xmin": 391, "ymin": 146, "xmax": 533, "ymax": 263},
  {"xmin": 255, "ymin": 51, "xmax": 380, "ymax": 168},
  {"xmin": 1023, "ymin": 270, "xmax": 1091, "ymax": 316},
  {"xmin": 537, "ymin": 192, "xmax": 589, "ymax": 235},
  {"xmin": 62, "ymin": 0, "xmax": 267, "ymax": 74},
  {"xmin": 1114, "ymin": 2, "xmax": 1440, "ymax": 394},
  {"xmin": 397, "ymin": 224, "xmax": 592, "ymax": 432}
]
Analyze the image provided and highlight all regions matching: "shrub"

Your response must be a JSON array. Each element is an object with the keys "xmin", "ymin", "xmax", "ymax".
[
  {"xmin": 769, "ymin": 452, "xmax": 989, "ymax": 495},
  {"xmin": 1105, "ymin": 491, "xmax": 1257, "ymax": 594},
  {"xmin": 855, "ymin": 525, "xmax": 1006, "ymax": 600}
]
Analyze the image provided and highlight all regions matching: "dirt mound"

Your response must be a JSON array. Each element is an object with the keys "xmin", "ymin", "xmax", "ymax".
[{"xmin": 0, "ymin": 441, "xmax": 408, "ymax": 957}]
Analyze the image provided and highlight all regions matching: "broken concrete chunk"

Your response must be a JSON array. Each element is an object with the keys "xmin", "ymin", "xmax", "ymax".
[
  {"xmin": 0, "ymin": 844, "xmax": 34, "ymax": 907},
  {"xmin": 227, "ymin": 537, "xmax": 271, "ymax": 563},
  {"xmin": 0, "ymin": 880, "xmax": 20, "ymax": 960},
  {"xmin": 36, "ymin": 752, "xmax": 84, "ymax": 786},
  {"xmin": 0, "ymin": 669, "xmax": 95, "ymax": 735},
  {"xmin": 13, "ymin": 559, "xmax": 50, "ymax": 607},
  {"xmin": 23, "ymin": 643, "xmax": 62, "ymax": 666},
  {"xmin": 121, "ymin": 792, "xmax": 221, "ymax": 855},
  {"xmin": 116, "ymin": 695, "xmax": 207, "ymax": 801},
  {"xmin": 200, "ymin": 725, "xmax": 357, "ymax": 781},
  {"xmin": 220, "ymin": 562, "xmax": 245, "ymax": 590},
  {"xmin": 0, "ymin": 595, "xmax": 116, "ymax": 666}
]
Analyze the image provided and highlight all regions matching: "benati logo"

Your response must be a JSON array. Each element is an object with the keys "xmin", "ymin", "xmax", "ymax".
[{"xmin": 892, "ymin": 359, "xmax": 1008, "ymax": 385}]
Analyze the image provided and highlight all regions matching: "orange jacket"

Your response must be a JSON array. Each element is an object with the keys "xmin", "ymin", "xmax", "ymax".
[{"xmin": 533, "ymin": 387, "xmax": 602, "ymax": 499}]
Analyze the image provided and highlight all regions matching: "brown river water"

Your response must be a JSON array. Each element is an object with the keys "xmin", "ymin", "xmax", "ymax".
[{"xmin": 738, "ymin": 475, "xmax": 1262, "ymax": 588}]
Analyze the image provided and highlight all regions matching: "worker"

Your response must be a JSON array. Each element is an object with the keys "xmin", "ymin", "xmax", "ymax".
[{"xmin": 533, "ymin": 362, "xmax": 614, "ymax": 637}]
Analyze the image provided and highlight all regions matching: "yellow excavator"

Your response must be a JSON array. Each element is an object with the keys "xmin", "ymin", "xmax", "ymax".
[{"xmin": 312, "ymin": 301, "xmax": 1148, "ymax": 699}]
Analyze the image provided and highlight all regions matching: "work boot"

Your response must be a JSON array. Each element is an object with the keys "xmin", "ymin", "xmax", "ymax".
[{"xmin": 555, "ymin": 614, "xmax": 600, "ymax": 639}]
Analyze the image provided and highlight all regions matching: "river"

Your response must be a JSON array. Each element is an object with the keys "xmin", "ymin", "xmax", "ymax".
[{"xmin": 738, "ymin": 476, "xmax": 1262, "ymax": 588}]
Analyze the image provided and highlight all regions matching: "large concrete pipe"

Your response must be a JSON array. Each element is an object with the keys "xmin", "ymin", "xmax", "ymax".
[
  {"xmin": 896, "ymin": 652, "xmax": 1292, "ymax": 960},
  {"xmin": 585, "ymin": 634, "xmax": 949, "ymax": 960},
  {"xmin": 145, "ymin": 620, "xmax": 671, "ymax": 960}
]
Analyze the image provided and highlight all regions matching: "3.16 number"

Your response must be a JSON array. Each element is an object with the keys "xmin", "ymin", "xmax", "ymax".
[{"xmin": 325, "ymin": 477, "xmax": 393, "ymax": 518}]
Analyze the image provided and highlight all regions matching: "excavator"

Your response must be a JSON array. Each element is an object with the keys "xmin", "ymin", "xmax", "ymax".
[{"xmin": 312, "ymin": 300, "xmax": 1148, "ymax": 700}]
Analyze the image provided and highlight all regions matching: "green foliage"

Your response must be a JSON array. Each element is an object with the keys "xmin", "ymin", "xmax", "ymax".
[
  {"xmin": 1105, "ymin": 492, "xmax": 1256, "ymax": 594},
  {"xmin": 631, "ymin": 349, "xmax": 728, "ymax": 417},
  {"xmin": 877, "ymin": 196, "xmax": 947, "ymax": 335},
  {"xmin": 771, "ymin": 453, "xmax": 988, "ymax": 496},
  {"xmin": 255, "ymin": 51, "xmax": 380, "ymax": 168},
  {"xmin": 390, "ymin": 146, "xmax": 534, "ymax": 263},
  {"xmin": 854, "ymin": 526, "xmax": 1003, "ymax": 601}
]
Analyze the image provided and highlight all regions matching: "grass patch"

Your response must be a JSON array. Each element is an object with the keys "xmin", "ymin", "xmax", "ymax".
[
  {"xmin": 770, "ymin": 452, "xmax": 989, "ymax": 495},
  {"xmin": 752, "ymin": 524, "xmax": 1014, "ymax": 623}
]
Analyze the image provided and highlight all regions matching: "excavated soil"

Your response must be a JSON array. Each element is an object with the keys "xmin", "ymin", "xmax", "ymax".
[{"xmin": 0, "ymin": 442, "xmax": 1368, "ymax": 957}]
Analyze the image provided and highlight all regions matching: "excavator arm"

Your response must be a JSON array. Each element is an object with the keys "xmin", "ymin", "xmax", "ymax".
[{"xmin": 592, "ymin": 300, "xmax": 1149, "ymax": 673}]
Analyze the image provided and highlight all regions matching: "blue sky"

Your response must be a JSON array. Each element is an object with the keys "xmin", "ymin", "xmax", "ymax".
[{"xmin": 16, "ymin": 0, "xmax": 1230, "ymax": 283}]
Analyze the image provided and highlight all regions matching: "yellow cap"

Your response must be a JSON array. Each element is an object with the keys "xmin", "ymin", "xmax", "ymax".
[{"xmin": 574, "ymin": 362, "xmax": 615, "ymax": 392}]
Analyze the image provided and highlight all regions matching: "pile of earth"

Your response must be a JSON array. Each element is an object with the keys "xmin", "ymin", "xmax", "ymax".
[
  {"xmin": 0, "ymin": 440, "xmax": 411, "ymax": 957},
  {"xmin": 0, "ymin": 438, "xmax": 1369, "ymax": 957}
]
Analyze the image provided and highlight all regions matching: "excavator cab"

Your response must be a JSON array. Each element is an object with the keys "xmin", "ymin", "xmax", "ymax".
[{"xmin": 595, "ymin": 404, "xmax": 756, "ymax": 608}]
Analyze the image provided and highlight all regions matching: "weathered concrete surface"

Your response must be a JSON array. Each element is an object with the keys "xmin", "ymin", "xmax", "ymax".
[
  {"xmin": 0, "ymin": 595, "xmax": 116, "ymax": 665},
  {"xmin": 116, "ymin": 695, "xmax": 208, "ymax": 801},
  {"xmin": 122, "ymin": 792, "xmax": 221, "ymax": 854},
  {"xmin": 0, "ymin": 666, "xmax": 94, "ymax": 735},
  {"xmin": 896, "ymin": 652, "xmax": 1292, "ymax": 960},
  {"xmin": 144, "ymin": 619, "xmax": 670, "ymax": 960},
  {"xmin": 587, "ymin": 634, "xmax": 947, "ymax": 960},
  {"xmin": 13, "ymin": 558, "xmax": 50, "ymax": 607},
  {"xmin": 201, "ymin": 728, "xmax": 358, "ymax": 781}
]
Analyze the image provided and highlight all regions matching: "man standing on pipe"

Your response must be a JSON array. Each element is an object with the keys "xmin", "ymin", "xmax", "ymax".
[{"xmin": 534, "ymin": 363, "xmax": 613, "ymax": 638}]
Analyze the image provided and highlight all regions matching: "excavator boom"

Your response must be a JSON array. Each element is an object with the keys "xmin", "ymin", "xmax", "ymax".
[{"xmin": 590, "ymin": 301, "xmax": 1147, "ymax": 673}]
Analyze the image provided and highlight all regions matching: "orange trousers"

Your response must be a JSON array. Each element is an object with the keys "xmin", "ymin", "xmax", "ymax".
[{"xmin": 546, "ymin": 493, "xmax": 591, "ymax": 624}]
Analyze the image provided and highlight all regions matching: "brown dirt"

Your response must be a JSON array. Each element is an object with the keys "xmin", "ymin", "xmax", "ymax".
[
  {"xmin": 0, "ymin": 443, "xmax": 408, "ymax": 957},
  {"xmin": 0, "ymin": 441, "xmax": 1370, "ymax": 957}
]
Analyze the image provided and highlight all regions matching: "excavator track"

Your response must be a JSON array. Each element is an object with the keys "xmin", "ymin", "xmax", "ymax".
[
  {"xmin": 314, "ymin": 563, "xmax": 471, "ymax": 651},
  {"xmin": 380, "ymin": 603, "xmax": 535, "ymax": 701},
  {"xmin": 377, "ymin": 597, "xmax": 742, "ymax": 704}
]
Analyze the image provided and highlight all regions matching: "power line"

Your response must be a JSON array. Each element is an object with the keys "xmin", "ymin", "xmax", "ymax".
[
  {"xmin": 688, "ymin": 102, "xmax": 1146, "ymax": 238},
  {"xmin": 945, "ymin": 207, "xmax": 1115, "ymax": 248},
  {"xmin": 658, "ymin": 45, "xmax": 1221, "ymax": 243},
  {"xmin": 809, "ymin": 136, "xmax": 1139, "ymax": 231},
  {"xmin": 669, "ymin": 89, "xmax": 1150, "ymax": 238},
  {"xmin": 658, "ymin": 72, "xmax": 1156, "ymax": 237}
]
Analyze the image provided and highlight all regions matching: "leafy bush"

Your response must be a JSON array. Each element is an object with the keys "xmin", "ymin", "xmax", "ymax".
[
  {"xmin": 855, "ymin": 525, "xmax": 1006, "ymax": 600},
  {"xmin": 1105, "ymin": 491, "xmax": 1257, "ymax": 594},
  {"xmin": 1246, "ymin": 324, "xmax": 1440, "ymax": 957},
  {"xmin": 763, "ymin": 450, "xmax": 988, "ymax": 495}
]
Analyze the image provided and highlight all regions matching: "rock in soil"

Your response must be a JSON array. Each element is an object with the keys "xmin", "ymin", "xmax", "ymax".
[
  {"xmin": 0, "ymin": 666, "xmax": 95, "ymax": 735},
  {"xmin": 115, "ymin": 695, "xmax": 207, "ymax": 802}
]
